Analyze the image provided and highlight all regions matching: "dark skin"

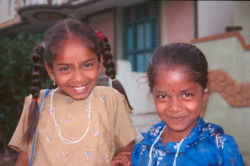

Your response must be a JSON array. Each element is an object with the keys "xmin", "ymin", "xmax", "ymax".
[
  {"xmin": 111, "ymin": 141, "xmax": 134, "ymax": 166},
  {"xmin": 152, "ymin": 67, "xmax": 208, "ymax": 145}
]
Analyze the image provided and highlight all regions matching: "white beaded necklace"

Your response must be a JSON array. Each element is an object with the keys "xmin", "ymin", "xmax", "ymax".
[
  {"xmin": 50, "ymin": 87, "xmax": 92, "ymax": 144},
  {"xmin": 148, "ymin": 125, "xmax": 185, "ymax": 166}
]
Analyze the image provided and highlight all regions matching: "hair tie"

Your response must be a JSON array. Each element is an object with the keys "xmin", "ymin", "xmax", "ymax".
[
  {"xmin": 32, "ymin": 98, "xmax": 38, "ymax": 102},
  {"xmin": 111, "ymin": 77, "xmax": 117, "ymax": 82},
  {"xmin": 96, "ymin": 30, "xmax": 105, "ymax": 43}
]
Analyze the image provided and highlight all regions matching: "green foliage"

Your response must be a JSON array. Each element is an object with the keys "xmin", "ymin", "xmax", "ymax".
[{"xmin": 0, "ymin": 32, "xmax": 50, "ymax": 151}]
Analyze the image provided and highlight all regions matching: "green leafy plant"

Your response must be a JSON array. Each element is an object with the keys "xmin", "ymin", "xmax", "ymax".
[{"xmin": 0, "ymin": 32, "xmax": 50, "ymax": 154}]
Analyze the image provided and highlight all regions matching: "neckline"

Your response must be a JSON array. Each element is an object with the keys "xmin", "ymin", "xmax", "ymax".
[{"xmin": 49, "ymin": 87, "xmax": 92, "ymax": 144}]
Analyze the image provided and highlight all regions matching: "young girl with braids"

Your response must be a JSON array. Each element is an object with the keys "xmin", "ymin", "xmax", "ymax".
[
  {"xmin": 132, "ymin": 43, "xmax": 244, "ymax": 166},
  {"xmin": 9, "ymin": 18, "xmax": 137, "ymax": 166}
]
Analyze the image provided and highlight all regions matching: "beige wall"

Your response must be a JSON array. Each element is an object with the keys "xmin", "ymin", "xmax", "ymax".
[
  {"xmin": 194, "ymin": 37, "xmax": 250, "ymax": 164},
  {"xmin": 165, "ymin": 1, "xmax": 194, "ymax": 44},
  {"xmin": 159, "ymin": 1, "xmax": 167, "ymax": 45},
  {"xmin": 0, "ymin": 0, "xmax": 16, "ymax": 26},
  {"xmin": 115, "ymin": 7, "xmax": 123, "ymax": 60},
  {"xmin": 197, "ymin": 1, "xmax": 233, "ymax": 38},
  {"xmin": 117, "ymin": 60, "xmax": 160, "ymax": 141},
  {"xmin": 234, "ymin": 1, "xmax": 250, "ymax": 32}
]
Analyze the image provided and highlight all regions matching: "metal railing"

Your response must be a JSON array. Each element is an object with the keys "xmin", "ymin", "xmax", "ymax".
[{"xmin": 20, "ymin": 0, "xmax": 66, "ymax": 7}]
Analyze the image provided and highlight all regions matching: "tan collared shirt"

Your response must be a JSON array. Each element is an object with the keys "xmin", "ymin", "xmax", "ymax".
[{"xmin": 9, "ymin": 86, "xmax": 137, "ymax": 166}]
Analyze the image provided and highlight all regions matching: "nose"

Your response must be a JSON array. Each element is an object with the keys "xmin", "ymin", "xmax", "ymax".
[
  {"xmin": 170, "ymin": 96, "xmax": 182, "ymax": 112},
  {"xmin": 72, "ymin": 68, "xmax": 85, "ymax": 83}
]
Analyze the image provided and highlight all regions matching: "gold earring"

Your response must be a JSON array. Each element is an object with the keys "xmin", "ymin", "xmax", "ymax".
[{"xmin": 53, "ymin": 80, "xmax": 56, "ymax": 86}]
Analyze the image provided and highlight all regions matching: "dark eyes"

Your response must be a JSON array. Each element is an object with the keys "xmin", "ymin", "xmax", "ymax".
[
  {"xmin": 59, "ymin": 63, "xmax": 94, "ymax": 72},
  {"xmin": 183, "ymin": 92, "xmax": 193, "ymax": 98},
  {"xmin": 60, "ymin": 66, "xmax": 71, "ymax": 71},
  {"xmin": 155, "ymin": 92, "xmax": 194, "ymax": 102},
  {"xmin": 83, "ymin": 63, "xmax": 93, "ymax": 68},
  {"xmin": 155, "ymin": 93, "xmax": 168, "ymax": 102},
  {"xmin": 157, "ymin": 94, "xmax": 168, "ymax": 99}
]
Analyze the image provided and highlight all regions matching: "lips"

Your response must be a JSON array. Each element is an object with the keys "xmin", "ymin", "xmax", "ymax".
[{"xmin": 169, "ymin": 116, "xmax": 187, "ymax": 122}]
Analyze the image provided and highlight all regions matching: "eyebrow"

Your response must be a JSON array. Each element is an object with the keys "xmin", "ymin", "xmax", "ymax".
[
  {"xmin": 55, "ymin": 57, "xmax": 96, "ymax": 66},
  {"xmin": 181, "ymin": 88, "xmax": 195, "ymax": 93},
  {"xmin": 154, "ymin": 88, "xmax": 195, "ymax": 94},
  {"xmin": 153, "ymin": 90, "xmax": 169, "ymax": 94}
]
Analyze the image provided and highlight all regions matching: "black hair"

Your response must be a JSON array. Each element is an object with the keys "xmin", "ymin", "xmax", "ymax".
[
  {"xmin": 24, "ymin": 18, "xmax": 132, "ymax": 143},
  {"xmin": 147, "ymin": 43, "xmax": 208, "ymax": 92}
]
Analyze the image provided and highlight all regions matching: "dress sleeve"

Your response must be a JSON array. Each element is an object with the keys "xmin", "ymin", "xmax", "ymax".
[
  {"xmin": 222, "ymin": 135, "xmax": 244, "ymax": 166},
  {"xmin": 112, "ymin": 92, "xmax": 137, "ymax": 148},
  {"xmin": 132, "ymin": 141, "xmax": 143, "ymax": 166},
  {"xmin": 8, "ymin": 95, "xmax": 32, "ymax": 152}
]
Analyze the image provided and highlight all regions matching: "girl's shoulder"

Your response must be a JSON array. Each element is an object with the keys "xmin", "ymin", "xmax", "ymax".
[
  {"xmin": 24, "ymin": 89, "xmax": 50, "ymax": 104},
  {"xmin": 93, "ymin": 86, "xmax": 124, "ymax": 98},
  {"xmin": 198, "ymin": 119, "xmax": 240, "ymax": 150},
  {"xmin": 193, "ymin": 119, "xmax": 244, "ymax": 165},
  {"xmin": 148, "ymin": 121, "xmax": 165, "ymax": 136},
  {"xmin": 92, "ymin": 86, "xmax": 129, "ymax": 108},
  {"xmin": 137, "ymin": 121, "xmax": 165, "ymax": 145}
]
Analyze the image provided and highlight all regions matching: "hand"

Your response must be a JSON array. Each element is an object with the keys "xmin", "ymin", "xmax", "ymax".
[{"xmin": 111, "ymin": 151, "xmax": 132, "ymax": 166}]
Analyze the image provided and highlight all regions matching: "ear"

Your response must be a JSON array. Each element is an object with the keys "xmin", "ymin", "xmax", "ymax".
[
  {"xmin": 44, "ymin": 63, "xmax": 55, "ymax": 81},
  {"xmin": 202, "ymin": 88, "xmax": 209, "ymax": 102},
  {"xmin": 98, "ymin": 55, "xmax": 103, "ymax": 73}
]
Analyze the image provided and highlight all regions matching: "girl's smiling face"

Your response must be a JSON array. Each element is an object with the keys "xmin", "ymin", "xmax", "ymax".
[
  {"xmin": 45, "ymin": 38, "xmax": 102, "ymax": 100},
  {"xmin": 152, "ymin": 66, "xmax": 207, "ymax": 137}
]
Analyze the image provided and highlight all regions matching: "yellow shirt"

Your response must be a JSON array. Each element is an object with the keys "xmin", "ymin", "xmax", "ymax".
[{"xmin": 9, "ymin": 86, "xmax": 137, "ymax": 166}]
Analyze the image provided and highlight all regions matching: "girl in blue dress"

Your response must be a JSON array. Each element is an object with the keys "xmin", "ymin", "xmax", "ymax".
[{"xmin": 132, "ymin": 43, "xmax": 244, "ymax": 166}]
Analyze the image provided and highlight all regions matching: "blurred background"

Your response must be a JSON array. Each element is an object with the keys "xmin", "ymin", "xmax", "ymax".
[{"xmin": 0, "ymin": 0, "xmax": 249, "ymax": 165}]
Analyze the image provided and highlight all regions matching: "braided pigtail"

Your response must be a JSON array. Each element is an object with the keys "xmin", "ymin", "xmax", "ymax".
[
  {"xmin": 97, "ymin": 31, "xmax": 133, "ymax": 110},
  {"xmin": 24, "ymin": 43, "xmax": 44, "ymax": 143}
]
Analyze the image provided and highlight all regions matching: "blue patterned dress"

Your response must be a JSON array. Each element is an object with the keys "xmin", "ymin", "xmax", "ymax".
[{"xmin": 132, "ymin": 117, "xmax": 244, "ymax": 166}]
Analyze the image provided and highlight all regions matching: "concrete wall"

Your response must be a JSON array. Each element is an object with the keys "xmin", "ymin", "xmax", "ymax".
[
  {"xmin": 115, "ymin": 7, "xmax": 123, "ymax": 60},
  {"xmin": 0, "ymin": 0, "xmax": 16, "ymax": 24},
  {"xmin": 198, "ymin": 1, "xmax": 233, "ymax": 38},
  {"xmin": 234, "ymin": 2, "xmax": 250, "ymax": 32},
  {"xmin": 116, "ymin": 60, "xmax": 160, "ymax": 141},
  {"xmin": 194, "ymin": 35, "xmax": 250, "ymax": 165}
]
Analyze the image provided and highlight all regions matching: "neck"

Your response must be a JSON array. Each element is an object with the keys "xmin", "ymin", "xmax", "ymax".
[
  {"xmin": 161, "ymin": 129, "xmax": 185, "ymax": 145},
  {"xmin": 161, "ymin": 119, "xmax": 199, "ymax": 145},
  {"xmin": 161, "ymin": 122, "xmax": 198, "ymax": 145}
]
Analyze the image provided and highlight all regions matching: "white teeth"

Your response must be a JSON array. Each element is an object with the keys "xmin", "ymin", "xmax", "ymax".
[{"xmin": 74, "ymin": 86, "xmax": 86, "ymax": 91}]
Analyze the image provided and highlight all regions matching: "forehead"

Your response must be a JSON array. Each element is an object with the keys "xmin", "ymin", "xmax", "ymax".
[
  {"xmin": 155, "ymin": 66, "xmax": 190, "ymax": 81},
  {"xmin": 153, "ymin": 66, "xmax": 201, "ymax": 90},
  {"xmin": 156, "ymin": 66, "xmax": 190, "ymax": 78},
  {"xmin": 54, "ymin": 38, "xmax": 97, "ymax": 62}
]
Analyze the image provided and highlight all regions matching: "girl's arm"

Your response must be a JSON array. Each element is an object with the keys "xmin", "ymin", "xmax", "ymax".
[
  {"xmin": 111, "ymin": 141, "xmax": 134, "ymax": 166},
  {"xmin": 16, "ymin": 151, "xmax": 28, "ymax": 166}
]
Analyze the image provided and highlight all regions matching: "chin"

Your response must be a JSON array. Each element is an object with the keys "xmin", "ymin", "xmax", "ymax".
[
  {"xmin": 167, "ymin": 124, "xmax": 189, "ymax": 133},
  {"xmin": 64, "ymin": 89, "xmax": 91, "ymax": 100},
  {"xmin": 72, "ymin": 94, "xmax": 89, "ymax": 100}
]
